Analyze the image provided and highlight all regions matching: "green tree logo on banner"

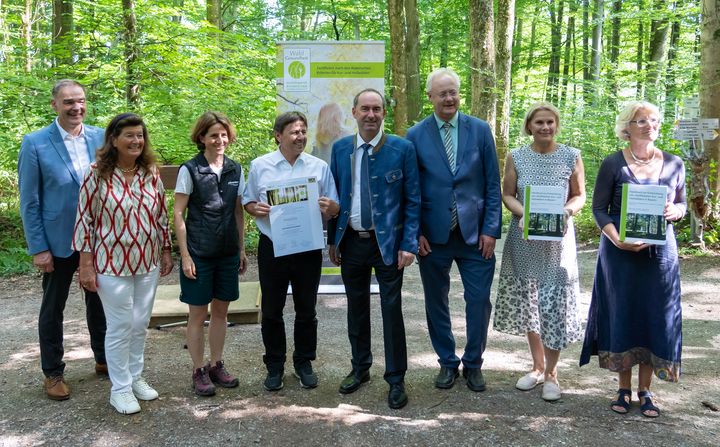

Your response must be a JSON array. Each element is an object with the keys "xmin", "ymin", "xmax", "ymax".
[{"xmin": 288, "ymin": 61, "xmax": 306, "ymax": 79}]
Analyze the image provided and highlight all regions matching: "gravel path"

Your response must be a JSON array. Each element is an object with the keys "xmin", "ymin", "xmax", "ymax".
[{"xmin": 0, "ymin": 241, "xmax": 718, "ymax": 446}]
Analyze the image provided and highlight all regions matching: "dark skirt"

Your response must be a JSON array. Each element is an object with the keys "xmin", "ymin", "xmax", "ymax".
[{"xmin": 579, "ymin": 222, "xmax": 682, "ymax": 382}]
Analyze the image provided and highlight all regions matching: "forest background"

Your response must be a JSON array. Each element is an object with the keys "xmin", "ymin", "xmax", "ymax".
[{"xmin": 0, "ymin": 0, "xmax": 718, "ymax": 275}]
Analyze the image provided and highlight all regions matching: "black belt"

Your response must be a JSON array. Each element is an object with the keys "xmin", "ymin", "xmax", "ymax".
[{"xmin": 348, "ymin": 228, "xmax": 375, "ymax": 239}]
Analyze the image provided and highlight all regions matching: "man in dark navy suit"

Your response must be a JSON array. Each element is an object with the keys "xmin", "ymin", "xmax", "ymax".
[{"xmin": 406, "ymin": 68, "xmax": 502, "ymax": 392}]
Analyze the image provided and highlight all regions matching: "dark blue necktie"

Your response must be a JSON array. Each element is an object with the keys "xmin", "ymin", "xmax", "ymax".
[{"xmin": 360, "ymin": 143, "xmax": 372, "ymax": 230}]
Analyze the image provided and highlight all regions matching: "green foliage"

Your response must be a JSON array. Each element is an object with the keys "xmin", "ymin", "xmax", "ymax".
[
  {"xmin": 675, "ymin": 208, "xmax": 720, "ymax": 251},
  {"xmin": 0, "ymin": 172, "xmax": 32, "ymax": 275},
  {"xmin": 0, "ymin": 0, "xmax": 714, "ymax": 270}
]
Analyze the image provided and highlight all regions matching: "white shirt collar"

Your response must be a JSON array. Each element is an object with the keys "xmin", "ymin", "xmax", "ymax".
[
  {"xmin": 270, "ymin": 147, "xmax": 307, "ymax": 166},
  {"xmin": 55, "ymin": 118, "xmax": 85, "ymax": 140},
  {"xmin": 356, "ymin": 131, "xmax": 383, "ymax": 150}
]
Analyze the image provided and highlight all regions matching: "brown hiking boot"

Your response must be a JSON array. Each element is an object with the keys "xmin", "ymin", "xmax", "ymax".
[
  {"xmin": 44, "ymin": 375, "xmax": 70, "ymax": 401},
  {"xmin": 208, "ymin": 360, "xmax": 239, "ymax": 388}
]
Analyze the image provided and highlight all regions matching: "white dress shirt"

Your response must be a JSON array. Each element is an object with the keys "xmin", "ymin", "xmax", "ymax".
[
  {"xmin": 349, "ymin": 131, "xmax": 383, "ymax": 231},
  {"xmin": 175, "ymin": 164, "xmax": 244, "ymax": 196},
  {"xmin": 56, "ymin": 119, "xmax": 90, "ymax": 180},
  {"xmin": 242, "ymin": 149, "xmax": 339, "ymax": 239}
]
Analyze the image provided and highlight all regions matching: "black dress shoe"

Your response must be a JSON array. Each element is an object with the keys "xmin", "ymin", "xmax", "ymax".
[
  {"xmin": 434, "ymin": 366, "xmax": 460, "ymax": 389},
  {"xmin": 463, "ymin": 368, "xmax": 486, "ymax": 392},
  {"xmin": 388, "ymin": 383, "xmax": 408, "ymax": 409},
  {"xmin": 338, "ymin": 370, "xmax": 370, "ymax": 394}
]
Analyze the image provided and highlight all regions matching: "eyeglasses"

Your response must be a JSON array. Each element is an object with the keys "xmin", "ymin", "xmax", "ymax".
[
  {"xmin": 434, "ymin": 90, "xmax": 458, "ymax": 99},
  {"xmin": 629, "ymin": 118, "xmax": 660, "ymax": 127}
]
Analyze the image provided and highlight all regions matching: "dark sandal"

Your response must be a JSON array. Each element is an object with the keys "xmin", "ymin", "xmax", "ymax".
[
  {"xmin": 611, "ymin": 388, "xmax": 632, "ymax": 414},
  {"xmin": 638, "ymin": 390, "xmax": 660, "ymax": 418}
]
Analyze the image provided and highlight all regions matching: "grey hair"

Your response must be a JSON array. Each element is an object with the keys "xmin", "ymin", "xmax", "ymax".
[
  {"xmin": 52, "ymin": 79, "xmax": 85, "ymax": 97},
  {"xmin": 614, "ymin": 101, "xmax": 661, "ymax": 141},
  {"xmin": 425, "ymin": 68, "xmax": 461, "ymax": 94}
]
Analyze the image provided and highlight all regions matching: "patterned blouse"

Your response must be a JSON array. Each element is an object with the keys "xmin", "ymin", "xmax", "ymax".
[{"xmin": 73, "ymin": 164, "xmax": 171, "ymax": 276}]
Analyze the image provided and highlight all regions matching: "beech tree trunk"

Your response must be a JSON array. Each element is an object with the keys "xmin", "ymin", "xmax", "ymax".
[
  {"xmin": 561, "ymin": 0, "xmax": 578, "ymax": 105},
  {"xmin": 122, "ymin": 0, "xmax": 140, "ymax": 109},
  {"xmin": 524, "ymin": 3, "xmax": 541, "ymax": 83},
  {"xmin": 207, "ymin": 0, "xmax": 221, "ymax": 28},
  {"xmin": 21, "ymin": 0, "xmax": 32, "ymax": 72},
  {"xmin": 171, "ymin": 0, "xmax": 184, "ymax": 24},
  {"xmin": 0, "ymin": 0, "xmax": 5, "ymax": 63},
  {"xmin": 495, "ymin": 0, "xmax": 515, "ymax": 172},
  {"xmin": 582, "ymin": 0, "xmax": 589, "ymax": 83},
  {"xmin": 608, "ymin": 0, "xmax": 621, "ymax": 101},
  {"xmin": 588, "ymin": 0, "xmax": 604, "ymax": 103},
  {"xmin": 664, "ymin": 0, "xmax": 681, "ymax": 115},
  {"xmin": 636, "ymin": 0, "xmax": 646, "ymax": 98},
  {"xmin": 52, "ymin": 0, "xmax": 73, "ymax": 67},
  {"xmin": 512, "ymin": 16, "xmax": 523, "ymax": 76},
  {"xmin": 700, "ymin": 0, "xmax": 720, "ymax": 195},
  {"xmin": 546, "ymin": 0, "xmax": 563, "ymax": 104},
  {"xmin": 469, "ymin": 0, "xmax": 496, "ymax": 129},
  {"xmin": 405, "ymin": 0, "xmax": 421, "ymax": 125},
  {"xmin": 646, "ymin": 0, "xmax": 670, "ymax": 104},
  {"xmin": 388, "ymin": 0, "xmax": 408, "ymax": 135}
]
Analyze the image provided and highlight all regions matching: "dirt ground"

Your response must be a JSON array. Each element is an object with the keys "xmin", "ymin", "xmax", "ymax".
[{"xmin": 0, "ymin": 240, "xmax": 718, "ymax": 447}]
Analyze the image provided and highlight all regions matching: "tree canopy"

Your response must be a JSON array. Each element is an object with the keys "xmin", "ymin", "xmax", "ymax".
[{"xmin": 1, "ymin": 0, "xmax": 718, "ymax": 254}]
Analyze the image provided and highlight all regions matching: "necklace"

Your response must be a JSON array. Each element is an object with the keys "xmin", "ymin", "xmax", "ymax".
[
  {"xmin": 629, "ymin": 148, "xmax": 656, "ymax": 165},
  {"xmin": 119, "ymin": 165, "xmax": 138, "ymax": 173}
]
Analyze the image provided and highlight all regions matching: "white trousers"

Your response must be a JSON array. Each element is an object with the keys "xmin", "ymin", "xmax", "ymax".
[{"xmin": 97, "ymin": 268, "xmax": 159, "ymax": 394}]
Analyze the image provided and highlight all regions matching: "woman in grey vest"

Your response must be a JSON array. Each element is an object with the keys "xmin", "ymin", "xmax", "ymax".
[{"xmin": 174, "ymin": 112, "xmax": 247, "ymax": 396}]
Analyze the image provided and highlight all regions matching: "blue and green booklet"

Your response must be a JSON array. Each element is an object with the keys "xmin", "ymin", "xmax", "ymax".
[
  {"xmin": 619, "ymin": 183, "xmax": 667, "ymax": 245},
  {"xmin": 523, "ymin": 185, "xmax": 565, "ymax": 241}
]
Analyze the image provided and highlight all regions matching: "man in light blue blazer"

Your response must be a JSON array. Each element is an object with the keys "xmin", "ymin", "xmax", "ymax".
[
  {"xmin": 327, "ymin": 88, "xmax": 420, "ymax": 409},
  {"xmin": 18, "ymin": 80, "xmax": 107, "ymax": 400},
  {"xmin": 406, "ymin": 68, "xmax": 502, "ymax": 392}
]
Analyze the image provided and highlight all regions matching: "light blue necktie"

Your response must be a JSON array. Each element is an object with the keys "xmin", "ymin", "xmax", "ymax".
[
  {"xmin": 360, "ymin": 143, "xmax": 372, "ymax": 230},
  {"xmin": 442, "ymin": 122, "xmax": 458, "ymax": 230}
]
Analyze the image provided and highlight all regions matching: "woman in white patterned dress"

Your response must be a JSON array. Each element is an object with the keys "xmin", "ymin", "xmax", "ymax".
[
  {"xmin": 74, "ymin": 113, "xmax": 174, "ymax": 414},
  {"xmin": 493, "ymin": 102, "xmax": 586, "ymax": 401}
]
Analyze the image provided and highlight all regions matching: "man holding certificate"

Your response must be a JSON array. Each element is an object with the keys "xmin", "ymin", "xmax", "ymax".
[
  {"xmin": 243, "ymin": 112, "xmax": 339, "ymax": 392},
  {"xmin": 327, "ymin": 89, "xmax": 420, "ymax": 409}
]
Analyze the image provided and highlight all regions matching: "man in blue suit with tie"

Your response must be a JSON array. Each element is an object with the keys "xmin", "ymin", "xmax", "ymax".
[
  {"xmin": 406, "ymin": 68, "xmax": 502, "ymax": 392},
  {"xmin": 328, "ymin": 88, "xmax": 420, "ymax": 409},
  {"xmin": 18, "ymin": 80, "xmax": 107, "ymax": 400}
]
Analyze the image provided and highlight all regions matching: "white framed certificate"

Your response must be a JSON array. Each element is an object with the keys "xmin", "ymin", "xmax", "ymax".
[
  {"xmin": 523, "ymin": 185, "xmax": 565, "ymax": 241},
  {"xmin": 268, "ymin": 176, "xmax": 325, "ymax": 257},
  {"xmin": 619, "ymin": 183, "xmax": 667, "ymax": 245}
]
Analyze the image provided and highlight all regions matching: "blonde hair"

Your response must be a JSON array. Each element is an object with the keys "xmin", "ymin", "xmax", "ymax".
[
  {"xmin": 614, "ymin": 101, "xmax": 661, "ymax": 141},
  {"xmin": 315, "ymin": 103, "xmax": 346, "ymax": 147},
  {"xmin": 521, "ymin": 102, "xmax": 561, "ymax": 136}
]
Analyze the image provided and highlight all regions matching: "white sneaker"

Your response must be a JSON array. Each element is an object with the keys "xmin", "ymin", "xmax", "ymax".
[
  {"xmin": 132, "ymin": 377, "xmax": 159, "ymax": 401},
  {"xmin": 110, "ymin": 391, "xmax": 141, "ymax": 414},
  {"xmin": 515, "ymin": 371, "xmax": 544, "ymax": 391},
  {"xmin": 542, "ymin": 380, "xmax": 562, "ymax": 401}
]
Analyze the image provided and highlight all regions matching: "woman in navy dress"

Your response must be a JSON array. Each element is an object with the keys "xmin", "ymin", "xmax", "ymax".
[{"xmin": 580, "ymin": 101, "xmax": 686, "ymax": 418}]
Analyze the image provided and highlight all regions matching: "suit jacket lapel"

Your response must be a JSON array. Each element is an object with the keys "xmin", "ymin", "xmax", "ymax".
[
  {"xmin": 456, "ymin": 114, "xmax": 470, "ymax": 172},
  {"xmin": 425, "ymin": 118, "xmax": 453, "ymax": 174},
  {"xmin": 84, "ymin": 127, "xmax": 98, "ymax": 163},
  {"xmin": 48, "ymin": 124, "xmax": 82, "ymax": 185}
]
